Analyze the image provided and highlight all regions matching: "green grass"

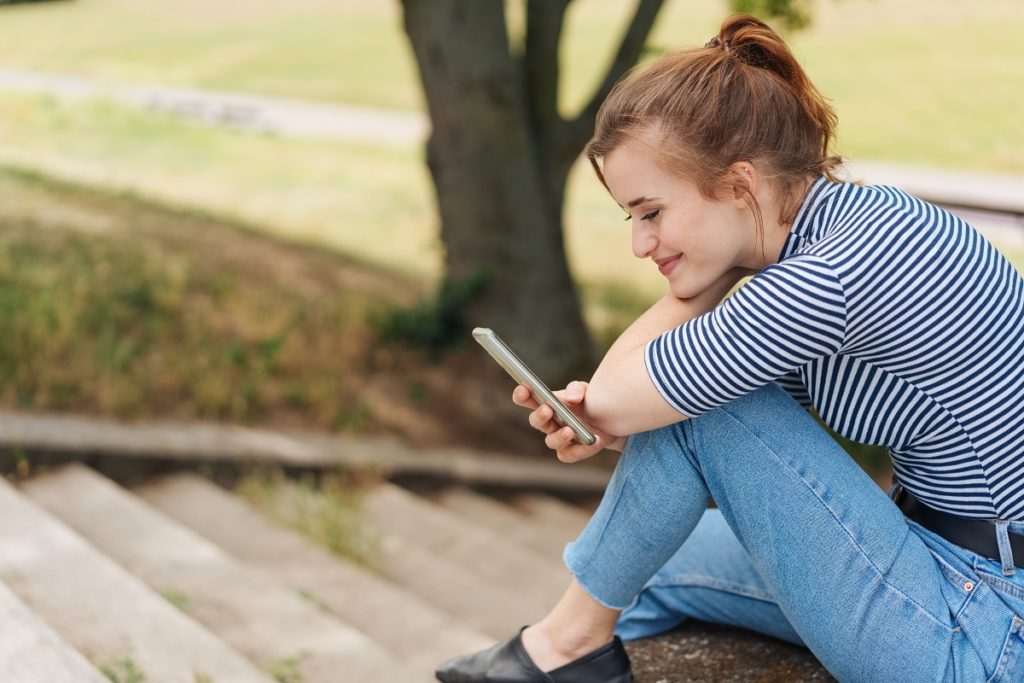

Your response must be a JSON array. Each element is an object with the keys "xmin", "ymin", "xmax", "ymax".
[
  {"xmin": 235, "ymin": 468, "xmax": 381, "ymax": 569},
  {"xmin": 0, "ymin": 0, "xmax": 1020, "ymax": 173},
  {"xmin": 0, "ymin": 94, "xmax": 440, "ymax": 281},
  {"xmin": 0, "ymin": 168, "xmax": 403, "ymax": 429},
  {"xmin": 100, "ymin": 657, "xmax": 146, "ymax": 683},
  {"xmin": 266, "ymin": 658, "xmax": 305, "ymax": 683},
  {"xmin": 0, "ymin": 0, "xmax": 422, "ymax": 111},
  {"xmin": 159, "ymin": 588, "xmax": 191, "ymax": 611}
]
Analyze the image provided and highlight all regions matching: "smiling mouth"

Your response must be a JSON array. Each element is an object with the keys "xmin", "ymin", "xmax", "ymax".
[{"xmin": 657, "ymin": 255, "xmax": 681, "ymax": 276}]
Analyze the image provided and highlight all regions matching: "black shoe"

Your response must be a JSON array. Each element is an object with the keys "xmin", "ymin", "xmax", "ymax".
[{"xmin": 435, "ymin": 625, "xmax": 633, "ymax": 682}]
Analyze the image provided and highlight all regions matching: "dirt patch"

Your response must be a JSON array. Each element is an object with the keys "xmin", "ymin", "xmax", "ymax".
[{"xmin": 626, "ymin": 620, "xmax": 834, "ymax": 683}]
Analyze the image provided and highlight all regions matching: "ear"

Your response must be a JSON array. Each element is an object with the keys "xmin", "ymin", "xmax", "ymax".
[{"xmin": 726, "ymin": 161, "xmax": 759, "ymax": 209}]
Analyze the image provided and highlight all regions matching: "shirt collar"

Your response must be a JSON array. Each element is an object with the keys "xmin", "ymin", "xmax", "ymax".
[{"xmin": 776, "ymin": 174, "xmax": 842, "ymax": 263}]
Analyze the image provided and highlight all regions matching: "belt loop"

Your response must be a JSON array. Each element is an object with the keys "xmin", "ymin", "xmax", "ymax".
[{"xmin": 996, "ymin": 521, "xmax": 1016, "ymax": 576}]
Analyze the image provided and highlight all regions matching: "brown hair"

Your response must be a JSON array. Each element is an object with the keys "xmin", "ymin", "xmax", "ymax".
[{"xmin": 586, "ymin": 13, "xmax": 842, "ymax": 257}]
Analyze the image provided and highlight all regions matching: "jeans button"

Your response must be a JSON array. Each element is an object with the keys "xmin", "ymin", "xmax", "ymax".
[{"xmin": 964, "ymin": 581, "xmax": 974, "ymax": 591}]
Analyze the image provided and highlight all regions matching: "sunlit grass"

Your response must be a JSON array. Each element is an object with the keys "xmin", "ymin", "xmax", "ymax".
[
  {"xmin": 0, "ymin": 0, "xmax": 1020, "ymax": 173},
  {"xmin": 0, "ymin": 91, "xmax": 666, "ymax": 312},
  {"xmin": 0, "ymin": 94, "xmax": 441, "ymax": 281},
  {"xmin": 0, "ymin": 169, "xmax": 393, "ymax": 429},
  {"xmin": 0, "ymin": 0, "xmax": 421, "ymax": 111}
]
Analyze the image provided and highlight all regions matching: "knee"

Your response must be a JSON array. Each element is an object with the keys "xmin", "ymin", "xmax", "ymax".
[{"xmin": 690, "ymin": 381, "xmax": 812, "ymax": 444}]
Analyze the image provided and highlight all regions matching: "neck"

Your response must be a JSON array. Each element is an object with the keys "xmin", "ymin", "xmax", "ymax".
[{"xmin": 752, "ymin": 176, "xmax": 816, "ymax": 269}]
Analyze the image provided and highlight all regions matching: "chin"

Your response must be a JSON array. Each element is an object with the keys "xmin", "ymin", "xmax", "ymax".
[
  {"xmin": 669, "ymin": 281, "xmax": 695, "ymax": 299},
  {"xmin": 669, "ymin": 276, "xmax": 713, "ymax": 301}
]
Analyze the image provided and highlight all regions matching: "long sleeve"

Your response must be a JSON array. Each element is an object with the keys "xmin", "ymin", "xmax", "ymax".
[{"xmin": 644, "ymin": 253, "xmax": 847, "ymax": 417}]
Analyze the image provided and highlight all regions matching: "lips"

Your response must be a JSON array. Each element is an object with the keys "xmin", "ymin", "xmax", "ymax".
[{"xmin": 655, "ymin": 254, "xmax": 681, "ymax": 276}]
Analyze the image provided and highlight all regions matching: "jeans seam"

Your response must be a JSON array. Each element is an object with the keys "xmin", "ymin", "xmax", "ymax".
[
  {"xmin": 977, "ymin": 570, "xmax": 1024, "ymax": 601},
  {"xmin": 718, "ymin": 405, "xmax": 953, "ymax": 633},
  {"xmin": 649, "ymin": 572, "xmax": 777, "ymax": 604}
]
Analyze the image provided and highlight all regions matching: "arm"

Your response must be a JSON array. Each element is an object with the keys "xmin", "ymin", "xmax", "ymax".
[
  {"xmin": 509, "ymin": 268, "xmax": 749, "ymax": 464},
  {"xmin": 586, "ymin": 255, "xmax": 847, "ymax": 436},
  {"xmin": 585, "ymin": 268, "xmax": 751, "ymax": 435}
]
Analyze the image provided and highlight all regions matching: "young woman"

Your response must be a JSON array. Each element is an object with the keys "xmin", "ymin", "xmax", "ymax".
[{"xmin": 437, "ymin": 13, "xmax": 1024, "ymax": 683}]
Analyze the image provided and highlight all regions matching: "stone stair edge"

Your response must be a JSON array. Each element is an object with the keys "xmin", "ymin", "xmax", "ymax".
[
  {"xmin": 0, "ymin": 473, "xmax": 278, "ymax": 683},
  {"xmin": 0, "ymin": 409, "xmax": 611, "ymax": 492},
  {"xmin": 19, "ymin": 463, "xmax": 419, "ymax": 683}
]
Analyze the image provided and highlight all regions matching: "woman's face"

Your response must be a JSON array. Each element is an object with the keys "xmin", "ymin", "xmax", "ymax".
[{"xmin": 601, "ymin": 139, "xmax": 766, "ymax": 300}]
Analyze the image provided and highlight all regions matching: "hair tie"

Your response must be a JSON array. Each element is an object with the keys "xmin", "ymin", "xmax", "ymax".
[{"xmin": 705, "ymin": 36, "xmax": 731, "ymax": 50}]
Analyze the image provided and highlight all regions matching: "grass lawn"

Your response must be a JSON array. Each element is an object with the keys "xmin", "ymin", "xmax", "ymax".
[
  {"xmin": 0, "ymin": 0, "xmax": 1019, "ymax": 316},
  {"xmin": 0, "ymin": 167, "xmax": 402, "ymax": 430},
  {"xmin": 0, "ymin": 91, "xmax": 670, "ymax": 345},
  {"xmin": 0, "ymin": 0, "xmax": 1021, "ymax": 173}
]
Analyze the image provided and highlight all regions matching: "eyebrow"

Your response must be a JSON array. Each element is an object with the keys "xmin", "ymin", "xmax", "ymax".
[{"xmin": 623, "ymin": 196, "xmax": 661, "ymax": 209}]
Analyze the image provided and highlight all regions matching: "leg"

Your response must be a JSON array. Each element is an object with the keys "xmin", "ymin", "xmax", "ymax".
[
  {"xmin": 614, "ymin": 508, "xmax": 804, "ymax": 647},
  {"xmin": 563, "ymin": 382, "xmax": 956, "ymax": 682}
]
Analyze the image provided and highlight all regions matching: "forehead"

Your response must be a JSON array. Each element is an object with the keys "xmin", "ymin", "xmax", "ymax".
[{"xmin": 602, "ymin": 141, "xmax": 692, "ymax": 208}]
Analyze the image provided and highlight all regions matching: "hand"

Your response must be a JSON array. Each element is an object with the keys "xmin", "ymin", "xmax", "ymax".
[{"xmin": 512, "ymin": 381, "xmax": 626, "ymax": 463}]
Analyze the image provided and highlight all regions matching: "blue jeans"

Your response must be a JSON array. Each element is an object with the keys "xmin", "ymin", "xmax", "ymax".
[{"xmin": 563, "ymin": 382, "xmax": 1024, "ymax": 682}]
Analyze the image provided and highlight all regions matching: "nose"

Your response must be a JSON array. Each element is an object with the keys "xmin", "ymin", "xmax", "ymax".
[{"xmin": 632, "ymin": 222, "xmax": 657, "ymax": 259}]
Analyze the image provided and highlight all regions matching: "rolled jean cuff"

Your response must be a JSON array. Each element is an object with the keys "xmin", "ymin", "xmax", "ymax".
[{"xmin": 562, "ymin": 539, "xmax": 638, "ymax": 611}]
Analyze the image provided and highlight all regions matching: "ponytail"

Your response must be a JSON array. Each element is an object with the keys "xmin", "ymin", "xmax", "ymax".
[{"xmin": 713, "ymin": 14, "xmax": 838, "ymax": 163}]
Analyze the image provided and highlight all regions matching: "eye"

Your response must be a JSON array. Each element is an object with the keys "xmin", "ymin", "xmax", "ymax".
[{"xmin": 642, "ymin": 209, "xmax": 660, "ymax": 222}]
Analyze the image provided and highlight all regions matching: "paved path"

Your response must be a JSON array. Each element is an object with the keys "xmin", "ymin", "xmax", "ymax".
[{"xmin": 0, "ymin": 67, "xmax": 427, "ymax": 146}]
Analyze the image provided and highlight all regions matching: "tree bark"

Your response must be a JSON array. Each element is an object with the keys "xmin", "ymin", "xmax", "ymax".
[{"xmin": 399, "ymin": 0, "xmax": 664, "ymax": 385}]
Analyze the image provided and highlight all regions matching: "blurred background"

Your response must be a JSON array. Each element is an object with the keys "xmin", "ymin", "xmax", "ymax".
[
  {"xmin": 0, "ymin": 0, "xmax": 1021, "ymax": 462},
  {"xmin": 0, "ymin": 0, "xmax": 1019, "ymax": 511},
  {"xmin": 0, "ymin": 1, "xmax": 1022, "ymax": 679}
]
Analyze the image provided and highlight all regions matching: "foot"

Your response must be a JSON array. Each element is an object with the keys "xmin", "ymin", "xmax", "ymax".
[
  {"xmin": 520, "ymin": 622, "xmax": 613, "ymax": 672},
  {"xmin": 435, "ymin": 625, "xmax": 632, "ymax": 682}
]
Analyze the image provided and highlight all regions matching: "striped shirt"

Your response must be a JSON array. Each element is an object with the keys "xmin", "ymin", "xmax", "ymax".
[{"xmin": 645, "ymin": 174, "xmax": 1024, "ymax": 520}]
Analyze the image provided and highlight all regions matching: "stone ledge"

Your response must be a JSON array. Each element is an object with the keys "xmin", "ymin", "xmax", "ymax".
[{"xmin": 625, "ymin": 621, "xmax": 834, "ymax": 683}]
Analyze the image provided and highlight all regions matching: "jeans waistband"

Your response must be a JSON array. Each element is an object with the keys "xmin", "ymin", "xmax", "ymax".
[{"xmin": 889, "ymin": 484, "xmax": 1024, "ymax": 573}]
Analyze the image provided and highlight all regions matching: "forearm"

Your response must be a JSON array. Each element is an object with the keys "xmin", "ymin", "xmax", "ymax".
[
  {"xmin": 585, "ymin": 269, "xmax": 748, "ymax": 435},
  {"xmin": 599, "ymin": 269, "xmax": 745, "ymax": 374}
]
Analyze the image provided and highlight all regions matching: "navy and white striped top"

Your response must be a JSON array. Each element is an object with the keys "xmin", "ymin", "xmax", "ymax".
[{"xmin": 646, "ymin": 175, "xmax": 1024, "ymax": 520}]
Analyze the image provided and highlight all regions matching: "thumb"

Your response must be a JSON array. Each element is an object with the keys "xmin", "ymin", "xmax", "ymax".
[{"xmin": 564, "ymin": 381, "xmax": 587, "ymax": 403}]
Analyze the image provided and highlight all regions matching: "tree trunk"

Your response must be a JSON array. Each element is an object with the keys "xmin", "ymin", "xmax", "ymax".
[
  {"xmin": 400, "ymin": 0, "xmax": 590, "ymax": 385},
  {"xmin": 399, "ymin": 0, "xmax": 664, "ymax": 385}
]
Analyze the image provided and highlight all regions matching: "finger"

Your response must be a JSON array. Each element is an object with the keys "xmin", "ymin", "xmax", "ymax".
[
  {"xmin": 529, "ymin": 404, "xmax": 555, "ymax": 432},
  {"xmin": 557, "ymin": 438, "xmax": 602, "ymax": 464},
  {"xmin": 512, "ymin": 385, "xmax": 540, "ymax": 409},
  {"xmin": 564, "ymin": 381, "xmax": 588, "ymax": 403},
  {"xmin": 557, "ymin": 437, "xmax": 604, "ymax": 464},
  {"xmin": 544, "ymin": 425, "xmax": 577, "ymax": 451}
]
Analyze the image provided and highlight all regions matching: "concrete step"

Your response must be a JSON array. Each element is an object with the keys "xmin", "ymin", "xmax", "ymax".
[
  {"xmin": 265, "ymin": 475, "xmax": 553, "ymax": 638},
  {"xmin": 133, "ymin": 472, "xmax": 495, "ymax": 678},
  {"xmin": 0, "ymin": 476, "xmax": 275, "ymax": 683},
  {"xmin": 364, "ymin": 482, "xmax": 569, "ymax": 606},
  {"xmin": 512, "ymin": 492, "xmax": 591, "ymax": 541},
  {"xmin": 428, "ymin": 485, "xmax": 573, "ymax": 559},
  {"xmin": 20, "ymin": 464, "xmax": 419, "ymax": 683},
  {"xmin": 0, "ymin": 408, "xmax": 610, "ymax": 491},
  {"xmin": 0, "ymin": 580, "xmax": 109, "ymax": 683}
]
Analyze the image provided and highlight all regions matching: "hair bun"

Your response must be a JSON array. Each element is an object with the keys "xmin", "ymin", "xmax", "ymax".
[{"xmin": 716, "ymin": 14, "xmax": 794, "ymax": 80}]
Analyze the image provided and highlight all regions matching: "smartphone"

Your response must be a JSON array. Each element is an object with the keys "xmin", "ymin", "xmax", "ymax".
[{"xmin": 472, "ymin": 327, "xmax": 598, "ymax": 446}]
